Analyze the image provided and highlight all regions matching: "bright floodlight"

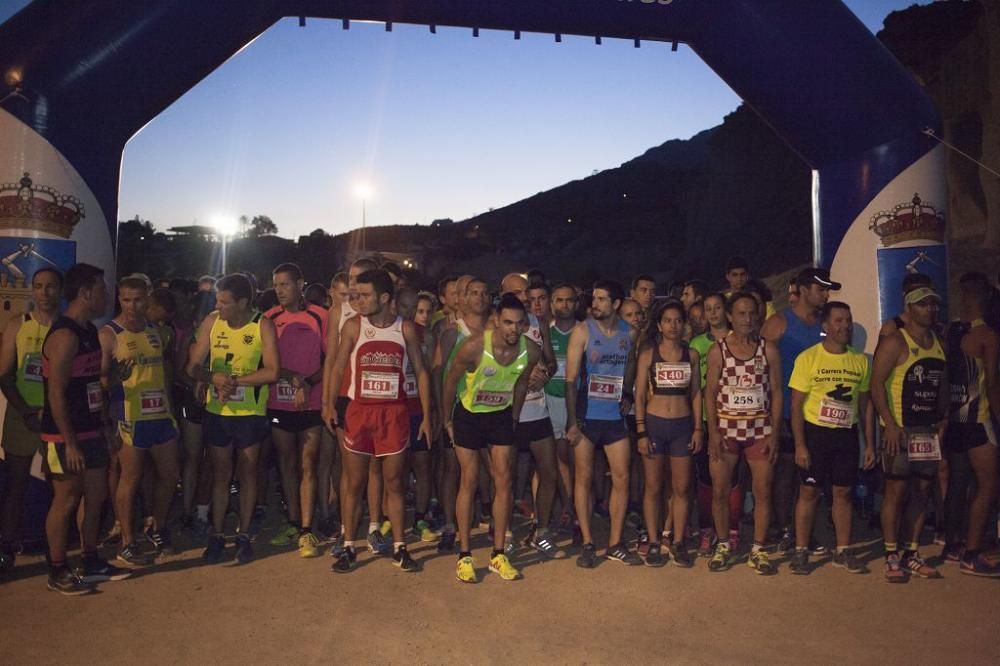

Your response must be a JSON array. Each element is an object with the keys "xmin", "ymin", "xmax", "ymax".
[
  {"xmin": 212, "ymin": 214, "xmax": 238, "ymax": 236},
  {"xmin": 354, "ymin": 181, "xmax": 374, "ymax": 199}
]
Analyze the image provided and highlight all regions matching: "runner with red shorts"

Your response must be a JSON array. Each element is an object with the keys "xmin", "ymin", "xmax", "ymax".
[{"xmin": 326, "ymin": 269, "xmax": 432, "ymax": 573}]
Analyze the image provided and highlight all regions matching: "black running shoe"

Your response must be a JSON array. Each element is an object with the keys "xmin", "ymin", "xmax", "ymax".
[
  {"xmin": 202, "ymin": 534, "xmax": 226, "ymax": 564},
  {"xmin": 606, "ymin": 542, "xmax": 642, "ymax": 566},
  {"xmin": 437, "ymin": 530, "xmax": 457, "ymax": 553},
  {"xmin": 670, "ymin": 543, "xmax": 694, "ymax": 568},
  {"xmin": 789, "ymin": 549, "xmax": 811, "ymax": 575},
  {"xmin": 234, "ymin": 533, "xmax": 254, "ymax": 565},
  {"xmin": 331, "ymin": 547, "xmax": 357, "ymax": 574},
  {"xmin": 643, "ymin": 543, "xmax": 667, "ymax": 568},
  {"xmin": 577, "ymin": 543, "xmax": 598, "ymax": 569},
  {"xmin": 146, "ymin": 528, "xmax": 175, "ymax": 556},
  {"xmin": 393, "ymin": 546, "xmax": 419, "ymax": 572},
  {"xmin": 117, "ymin": 543, "xmax": 152, "ymax": 566},
  {"xmin": 47, "ymin": 567, "xmax": 95, "ymax": 596},
  {"xmin": 77, "ymin": 555, "xmax": 133, "ymax": 583}
]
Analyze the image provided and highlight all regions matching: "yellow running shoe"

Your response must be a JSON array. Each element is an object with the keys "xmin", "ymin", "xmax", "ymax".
[
  {"xmin": 269, "ymin": 523, "xmax": 300, "ymax": 547},
  {"xmin": 456, "ymin": 556, "xmax": 478, "ymax": 583},
  {"xmin": 748, "ymin": 548, "xmax": 777, "ymax": 575},
  {"xmin": 489, "ymin": 552, "xmax": 521, "ymax": 581},
  {"xmin": 420, "ymin": 526, "xmax": 440, "ymax": 542},
  {"xmin": 298, "ymin": 532, "xmax": 320, "ymax": 558}
]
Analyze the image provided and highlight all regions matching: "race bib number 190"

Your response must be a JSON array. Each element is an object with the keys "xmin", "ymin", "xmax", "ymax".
[{"xmin": 817, "ymin": 398, "xmax": 854, "ymax": 428}]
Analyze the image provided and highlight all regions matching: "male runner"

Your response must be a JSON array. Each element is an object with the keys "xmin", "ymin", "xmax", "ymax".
[
  {"xmin": 943, "ymin": 273, "xmax": 1000, "ymax": 576},
  {"xmin": 705, "ymin": 292, "xmax": 783, "ymax": 574},
  {"xmin": 788, "ymin": 301, "xmax": 874, "ymax": 575},
  {"xmin": 187, "ymin": 273, "xmax": 280, "ymax": 565},
  {"xmin": 443, "ymin": 294, "xmax": 539, "ymax": 582},
  {"xmin": 0, "ymin": 268, "xmax": 60, "ymax": 576},
  {"xmin": 265, "ymin": 263, "xmax": 328, "ymax": 558},
  {"xmin": 565, "ymin": 280, "xmax": 641, "ymax": 567},
  {"xmin": 327, "ymin": 270, "xmax": 432, "ymax": 573},
  {"xmin": 545, "ymin": 284, "xmax": 580, "ymax": 543},
  {"xmin": 761, "ymin": 267, "xmax": 836, "ymax": 551},
  {"xmin": 41, "ymin": 264, "xmax": 124, "ymax": 594},
  {"xmin": 681, "ymin": 279, "xmax": 708, "ymax": 313},
  {"xmin": 100, "ymin": 276, "xmax": 180, "ymax": 563},
  {"xmin": 724, "ymin": 257, "xmax": 775, "ymax": 320},
  {"xmin": 329, "ymin": 272, "xmax": 349, "ymax": 308},
  {"xmin": 871, "ymin": 285, "xmax": 948, "ymax": 582},
  {"xmin": 630, "ymin": 275, "xmax": 656, "ymax": 315}
]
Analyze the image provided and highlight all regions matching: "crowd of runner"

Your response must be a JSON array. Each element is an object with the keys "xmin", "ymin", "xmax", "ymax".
[{"xmin": 1, "ymin": 255, "xmax": 998, "ymax": 595}]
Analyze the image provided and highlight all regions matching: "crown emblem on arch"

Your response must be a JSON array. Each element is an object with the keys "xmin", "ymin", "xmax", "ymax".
[
  {"xmin": 869, "ymin": 193, "xmax": 944, "ymax": 247},
  {"xmin": 0, "ymin": 173, "xmax": 85, "ymax": 238}
]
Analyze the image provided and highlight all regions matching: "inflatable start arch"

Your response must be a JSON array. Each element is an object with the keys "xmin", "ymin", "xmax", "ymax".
[{"xmin": 0, "ymin": 0, "xmax": 947, "ymax": 533}]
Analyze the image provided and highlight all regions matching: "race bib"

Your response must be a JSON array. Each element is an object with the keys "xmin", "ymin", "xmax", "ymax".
[
  {"xmin": 139, "ymin": 389, "xmax": 168, "ymax": 415},
  {"xmin": 817, "ymin": 398, "xmax": 854, "ymax": 428},
  {"xmin": 723, "ymin": 385, "xmax": 764, "ymax": 411},
  {"xmin": 473, "ymin": 390, "xmax": 511, "ymax": 407},
  {"xmin": 360, "ymin": 371, "xmax": 399, "ymax": 400},
  {"xmin": 276, "ymin": 380, "xmax": 297, "ymax": 404},
  {"xmin": 213, "ymin": 385, "xmax": 246, "ymax": 403},
  {"xmin": 553, "ymin": 357, "xmax": 566, "ymax": 380},
  {"xmin": 588, "ymin": 374, "xmax": 624, "ymax": 401},
  {"xmin": 908, "ymin": 432, "xmax": 941, "ymax": 461},
  {"xmin": 654, "ymin": 362, "xmax": 691, "ymax": 389},
  {"xmin": 22, "ymin": 352, "xmax": 43, "ymax": 382},
  {"xmin": 87, "ymin": 381, "xmax": 104, "ymax": 412}
]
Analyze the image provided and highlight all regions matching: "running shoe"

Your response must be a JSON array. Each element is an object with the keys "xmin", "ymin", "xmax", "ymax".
[
  {"xmin": 940, "ymin": 542, "xmax": 964, "ymax": 564},
  {"xmin": 202, "ymin": 534, "xmax": 226, "ymax": 564},
  {"xmin": 521, "ymin": 522, "xmax": 537, "ymax": 548},
  {"xmin": 789, "ymin": 550, "xmax": 811, "ymax": 575},
  {"xmin": 606, "ymin": 542, "xmax": 642, "ymax": 566},
  {"xmin": 146, "ymin": 529, "xmax": 175, "ymax": 556},
  {"xmin": 234, "ymin": 533, "xmax": 254, "ymax": 565},
  {"xmin": 776, "ymin": 528, "xmax": 794, "ymax": 554},
  {"xmin": 933, "ymin": 531, "xmax": 946, "ymax": 547},
  {"xmin": 330, "ymin": 532, "xmax": 346, "ymax": 558},
  {"xmin": 393, "ymin": 546, "xmax": 419, "ymax": 572},
  {"xmin": 636, "ymin": 529, "xmax": 650, "ymax": 557},
  {"xmin": 420, "ymin": 526, "xmax": 440, "ymax": 543},
  {"xmin": 529, "ymin": 532, "xmax": 567, "ymax": 560},
  {"xmin": 809, "ymin": 539, "xmax": 828, "ymax": 556},
  {"xmin": 831, "ymin": 550, "xmax": 868, "ymax": 574},
  {"xmin": 77, "ymin": 555, "xmax": 133, "ymax": 583},
  {"xmin": 883, "ymin": 553, "xmax": 907, "ymax": 583},
  {"xmin": 316, "ymin": 515, "xmax": 341, "ymax": 541},
  {"xmin": 708, "ymin": 542, "xmax": 732, "ymax": 572},
  {"xmin": 670, "ymin": 543, "xmax": 694, "ymax": 568},
  {"xmin": 456, "ymin": 556, "xmax": 477, "ymax": 583},
  {"xmin": 367, "ymin": 529, "xmax": 390, "ymax": 556},
  {"xmin": 900, "ymin": 552, "xmax": 942, "ymax": 579},
  {"xmin": 47, "ymin": 567, "xmax": 94, "ymax": 596},
  {"xmin": 437, "ymin": 530, "xmax": 457, "ymax": 552},
  {"xmin": 747, "ymin": 548, "xmax": 777, "ymax": 575},
  {"xmin": 489, "ymin": 552, "xmax": 520, "ymax": 580},
  {"xmin": 331, "ymin": 547, "xmax": 357, "ymax": 574},
  {"xmin": 269, "ymin": 523, "xmax": 300, "ymax": 547},
  {"xmin": 298, "ymin": 532, "xmax": 320, "ymax": 558},
  {"xmin": 697, "ymin": 528, "xmax": 716, "ymax": 557},
  {"xmin": 960, "ymin": 552, "xmax": 1000, "ymax": 578},
  {"xmin": 577, "ymin": 543, "xmax": 598, "ymax": 569},
  {"xmin": 643, "ymin": 543, "xmax": 667, "ymax": 568},
  {"xmin": 117, "ymin": 543, "xmax": 152, "ymax": 566}
]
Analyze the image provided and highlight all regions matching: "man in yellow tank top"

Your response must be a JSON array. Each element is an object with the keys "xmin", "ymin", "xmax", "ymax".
[
  {"xmin": 0, "ymin": 267, "xmax": 61, "ymax": 576},
  {"xmin": 187, "ymin": 274, "xmax": 280, "ymax": 565},
  {"xmin": 99, "ymin": 276, "xmax": 180, "ymax": 566},
  {"xmin": 871, "ymin": 286, "xmax": 948, "ymax": 582}
]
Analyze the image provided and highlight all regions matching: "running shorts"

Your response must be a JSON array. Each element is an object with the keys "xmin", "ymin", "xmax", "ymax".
[
  {"xmin": 344, "ymin": 401, "xmax": 409, "ymax": 457},
  {"xmin": 799, "ymin": 423, "xmax": 857, "ymax": 488}
]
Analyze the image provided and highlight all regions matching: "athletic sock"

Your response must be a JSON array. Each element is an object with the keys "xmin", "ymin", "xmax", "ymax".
[
  {"xmin": 491, "ymin": 548, "xmax": 504, "ymax": 559},
  {"xmin": 459, "ymin": 550, "xmax": 472, "ymax": 559},
  {"xmin": 718, "ymin": 539, "xmax": 731, "ymax": 550},
  {"xmin": 368, "ymin": 521, "xmax": 379, "ymax": 534},
  {"xmin": 393, "ymin": 542, "xmax": 405, "ymax": 553},
  {"xmin": 906, "ymin": 541, "xmax": 919, "ymax": 552},
  {"xmin": 195, "ymin": 504, "xmax": 209, "ymax": 522},
  {"xmin": 796, "ymin": 546, "xmax": 808, "ymax": 553},
  {"xmin": 884, "ymin": 542, "xmax": 898, "ymax": 559},
  {"xmin": 300, "ymin": 526, "xmax": 311, "ymax": 534},
  {"xmin": 751, "ymin": 543, "xmax": 764, "ymax": 554},
  {"xmin": 836, "ymin": 546, "xmax": 848, "ymax": 554}
]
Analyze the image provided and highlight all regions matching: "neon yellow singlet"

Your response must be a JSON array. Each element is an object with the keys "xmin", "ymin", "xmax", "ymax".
[
  {"xmin": 15, "ymin": 313, "xmax": 49, "ymax": 408},
  {"xmin": 459, "ymin": 330, "xmax": 528, "ymax": 414},
  {"xmin": 206, "ymin": 311, "xmax": 268, "ymax": 416},
  {"xmin": 108, "ymin": 320, "xmax": 175, "ymax": 423}
]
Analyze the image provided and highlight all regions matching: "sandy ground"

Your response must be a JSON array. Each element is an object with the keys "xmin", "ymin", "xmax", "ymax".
[{"xmin": 2, "ymin": 513, "xmax": 998, "ymax": 666}]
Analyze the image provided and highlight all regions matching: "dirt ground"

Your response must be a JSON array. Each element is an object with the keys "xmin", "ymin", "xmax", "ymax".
[{"xmin": 2, "ymin": 513, "xmax": 998, "ymax": 666}]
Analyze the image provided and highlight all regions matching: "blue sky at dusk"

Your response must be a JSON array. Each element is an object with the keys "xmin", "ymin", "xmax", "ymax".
[{"xmin": 1, "ymin": 1, "xmax": 923, "ymax": 239}]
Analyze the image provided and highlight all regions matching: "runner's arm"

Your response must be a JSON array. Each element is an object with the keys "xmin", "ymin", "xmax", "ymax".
[
  {"xmin": 234, "ymin": 316, "xmax": 280, "ymax": 386},
  {"xmin": 321, "ymin": 302, "xmax": 342, "ymax": 407},
  {"xmin": 325, "ymin": 317, "xmax": 359, "ymax": 424},
  {"xmin": 538, "ymin": 321, "xmax": 557, "ymax": 376},
  {"xmin": 620, "ymin": 327, "xmax": 639, "ymax": 415},
  {"xmin": 403, "ymin": 321, "xmax": 434, "ymax": 438},
  {"xmin": 563, "ymin": 322, "xmax": 587, "ymax": 429},
  {"xmin": 704, "ymin": 343, "xmax": 723, "ymax": 451},
  {"xmin": 434, "ymin": 327, "xmax": 457, "ymax": 418},
  {"xmin": 511, "ymin": 343, "xmax": 541, "ymax": 426},
  {"xmin": 764, "ymin": 340, "xmax": 783, "ymax": 438},
  {"xmin": 44, "ymin": 329, "xmax": 81, "ymax": 448},
  {"xmin": 0, "ymin": 317, "xmax": 31, "ymax": 414},
  {"xmin": 870, "ymin": 332, "xmax": 905, "ymax": 453},
  {"xmin": 759, "ymin": 311, "xmax": 786, "ymax": 344},
  {"xmin": 441, "ymin": 334, "xmax": 483, "ymax": 426},
  {"xmin": 859, "ymin": 390, "xmax": 876, "ymax": 468},
  {"xmin": 790, "ymin": 389, "xmax": 808, "ymax": 467},
  {"xmin": 689, "ymin": 347, "xmax": 703, "ymax": 433}
]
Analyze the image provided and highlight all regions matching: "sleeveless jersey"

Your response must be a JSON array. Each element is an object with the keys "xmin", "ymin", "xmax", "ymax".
[
  {"xmin": 519, "ymin": 313, "xmax": 549, "ymax": 422},
  {"xmin": 777, "ymin": 309, "xmax": 823, "ymax": 419},
  {"xmin": 885, "ymin": 328, "xmax": 946, "ymax": 428},
  {"xmin": 689, "ymin": 332, "xmax": 716, "ymax": 389},
  {"xmin": 650, "ymin": 342, "xmax": 692, "ymax": 396},
  {"xmin": 788, "ymin": 342, "xmax": 870, "ymax": 429},
  {"xmin": 348, "ymin": 316, "xmax": 407, "ymax": 404},
  {"xmin": 544, "ymin": 321, "xmax": 572, "ymax": 398},
  {"xmin": 266, "ymin": 304, "xmax": 327, "ymax": 412},
  {"xmin": 14, "ymin": 312, "xmax": 49, "ymax": 408},
  {"xmin": 106, "ymin": 320, "xmax": 174, "ymax": 424},
  {"xmin": 206, "ymin": 311, "xmax": 268, "ymax": 417},
  {"xmin": 578, "ymin": 318, "xmax": 631, "ymax": 421},
  {"xmin": 716, "ymin": 336, "xmax": 772, "ymax": 440},
  {"xmin": 442, "ymin": 318, "xmax": 472, "ymax": 409},
  {"xmin": 947, "ymin": 319, "xmax": 990, "ymax": 425},
  {"xmin": 41, "ymin": 317, "xmax": 103, "ymax": 442},
  {"xmin": 459, "ymin": 330, "xmax": 529, "ymax": 413},
  {"xmin": 403, "ymin": 323, "xmax": 427, "ymax": 416}
]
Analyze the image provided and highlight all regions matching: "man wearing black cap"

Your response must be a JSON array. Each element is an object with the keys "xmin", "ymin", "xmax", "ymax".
[{"xmin": 761, "ymin": 267, "xmax": 839, "ymax": 552}]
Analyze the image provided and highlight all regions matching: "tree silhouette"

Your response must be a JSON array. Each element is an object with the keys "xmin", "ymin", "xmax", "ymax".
[{"xmin": 247, "ymin": 215, "xmax": 278, "ymax": 238}]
